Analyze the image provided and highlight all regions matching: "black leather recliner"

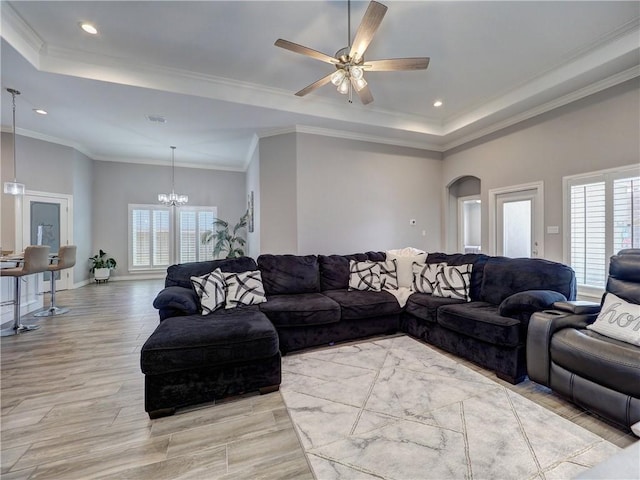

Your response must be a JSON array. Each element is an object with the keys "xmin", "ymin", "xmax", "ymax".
[{"xmin": 527, "ymin": 249, "xmax": 640, "ymax": 431}]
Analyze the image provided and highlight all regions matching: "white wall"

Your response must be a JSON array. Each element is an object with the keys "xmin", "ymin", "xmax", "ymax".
[
  {"xmin": 246, "ymin": 142, "xmax": 260, "ymax": 259},
  {"xmin": 442, "ymin": 78, "xmax": 640, "ymax": 262}
]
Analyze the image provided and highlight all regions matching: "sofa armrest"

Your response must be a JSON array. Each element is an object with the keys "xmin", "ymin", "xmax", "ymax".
[
  {"xmin": 153, "ymin": 286, "xmax": 199, "ymax": 317},
  {"xmin": 498, "ymin": 290, "xmax": 567, "ymax": 318},
  {"xmin": 551, "ymin": 300, "xmax": 601, "ymax": 315},
  {"xmin": 526, "ymin": 309, "xmax": 599, "ymax": 386}
]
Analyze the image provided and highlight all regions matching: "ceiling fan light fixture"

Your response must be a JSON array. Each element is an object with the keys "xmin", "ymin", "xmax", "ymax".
[
  {"xmin": 331, "ymin": 69, "xmax": 346, "ymax": 86},
  {"xmin": 337, "ymin": 78, "xmax": 350, "ymax": 95},
  {"xmin": 350, "ymin": 66, "xmax": 364, "ymax": 80},
  {"xmin": 353, "ymin": 76, "xmax": 368, "ymax": 92}
]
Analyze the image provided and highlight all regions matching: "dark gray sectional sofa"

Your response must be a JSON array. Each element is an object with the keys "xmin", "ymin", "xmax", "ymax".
[{"xmin": 141, "ymin": 250, "xmax": 576, "ymax": 417}]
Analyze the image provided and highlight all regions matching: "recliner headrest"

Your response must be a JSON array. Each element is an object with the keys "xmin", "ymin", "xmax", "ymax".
[{"xmin": 606, "ymin": 250, "xmax": 640, "ymax": 304}]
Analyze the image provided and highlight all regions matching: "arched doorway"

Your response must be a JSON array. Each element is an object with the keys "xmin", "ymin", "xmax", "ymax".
[{"xmin": 447, "ymin": 176, "xmax": 481, "ymax": 253}]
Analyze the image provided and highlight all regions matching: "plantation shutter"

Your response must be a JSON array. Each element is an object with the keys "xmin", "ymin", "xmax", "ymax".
[
  {"xmin": 198, "ymin": 211, "xmax": 215, "ymax": 260},
  {"xmin": 131, "ymin": 209, "xmax": 151, "ymax": 267},
  {"xmin": 567, "ymin": 167, "xmax": 640, "ymax": 292},
  {"xmin": 176, "ymin": 207, "xmax": 218, "ymax": 263},
  {"xmin": 180, "ymin": 211, "xmax": 197, "ymax": 263},
  {"xmin": 613, "ymin": 176, "xmax": 640, "ymax": 253},
  {"xmin": 570, "ymin": 182, "xmax": 606, "ymax": 287},
  {"xmin": 153, "ymin": 210, "xmax": 171, "ymax": 266}
]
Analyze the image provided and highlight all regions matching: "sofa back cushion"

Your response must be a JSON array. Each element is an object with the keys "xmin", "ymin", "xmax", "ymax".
[
  {"xmin": 319, "ymin": 252, "xmax": 386, "ymax": 291},
  {"xmin": 606, "ymin": 249, "xmax": 640, "ymax": 304},
  {"xmin": 479, "ymin": 257, "xmax": 576, "ymax": 305},
  {"xmin": 426, "ymin": 252, "xmax": 489, "ymax": 301},
  {"xmin": 258, "ymin": 254, "xmax": 320, "ymax": 295},
  {"xmin": 165, "ymin": 256, "xmax": 258, "ymax": 289}
]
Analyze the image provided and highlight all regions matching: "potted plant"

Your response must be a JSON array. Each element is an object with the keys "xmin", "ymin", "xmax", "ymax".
[
  {"xmin": 201, "ymin": 211, "xmax": 248, "ymax": 259},
  {"xmin": 89, "ymin": 249, "xmax": 117, "ymax": 283}
]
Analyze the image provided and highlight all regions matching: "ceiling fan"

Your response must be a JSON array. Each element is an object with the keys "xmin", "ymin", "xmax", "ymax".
[{"xmin": 274, "ymin": 0, "xmax": 429, "ymax": 105}]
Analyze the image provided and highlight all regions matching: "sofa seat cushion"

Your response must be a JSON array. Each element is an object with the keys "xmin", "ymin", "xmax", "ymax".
[
  {"xmin": 437, "ymin": 302, "xmax": 521, "ymax": 347},
  {"xmin": 323, "ymin": 289, "xmax": 402, "ymax": 320},
  {"xmin": 260, "ymin": 293, "xmax": 340, "ymax": 327},
  {"xmin": 551, "ymin": 328, "xmax": 640, "ymax": 397},
  {"xmin": 405, "ymin": 293, "xmax": 466, "ymax": 323},
  {"xmin": 141, "ymin": 309, "xmax": 279, "ymax": 375}
]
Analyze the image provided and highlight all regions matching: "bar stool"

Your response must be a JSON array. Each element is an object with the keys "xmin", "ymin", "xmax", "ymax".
[
  {"xmin": 0, "ymin": 245, "xmax": 50, "ymax": 337},
  {"xmin": 34, "ymin": 245, "xmax": 77, "ymax": 317}
]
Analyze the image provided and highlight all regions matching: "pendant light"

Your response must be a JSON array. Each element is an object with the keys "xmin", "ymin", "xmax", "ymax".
[
  {"xmin": 4, "ymin": 88, "xmax": 25, "ymax": 195},
  {"xmin": 158, "ymin": 146, "xmax": 188, "ymax": 206}
]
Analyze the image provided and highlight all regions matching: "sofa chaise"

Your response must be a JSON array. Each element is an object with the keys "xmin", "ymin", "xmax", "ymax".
[{"xmin": 141, "ymin": 250, "xmax": 576, "ymax": 417}]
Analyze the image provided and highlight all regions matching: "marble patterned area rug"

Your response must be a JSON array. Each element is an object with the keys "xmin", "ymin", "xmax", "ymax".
[{"xmin": 280, "ymin": 335, "xmax": 620, "ymax": 480}]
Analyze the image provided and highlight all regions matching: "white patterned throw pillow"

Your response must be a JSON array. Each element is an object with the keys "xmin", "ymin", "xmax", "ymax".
[
  {"xmin": 191, "ymin": 268, "xmax": 226, "ymax": 314},
  {"xmin": 433, "ymin": 264, "xmax": 473, "ymax": 301},
  {"xmin": 587, "ymin": 292, "xmax": 640, "ymax": 346},
  {"xmin": 349, "ymin": 261, "xmax": 382, "ymax": 291},
  {"xmin": 223, "ymin": 270, "xmax": 267, "ymax": 309},
  {"xmin": 412, "ymin": 262, "xmax": 444, "ymax": 294},
  {"xmin": 378, "ymin": 259, "xmax": 398, "ymax": 290}
]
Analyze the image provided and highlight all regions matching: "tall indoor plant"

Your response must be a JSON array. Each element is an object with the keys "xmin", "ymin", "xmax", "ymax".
[{"xmin": 201, "ymin": 211, "xmax": 248, "ymax": 259}]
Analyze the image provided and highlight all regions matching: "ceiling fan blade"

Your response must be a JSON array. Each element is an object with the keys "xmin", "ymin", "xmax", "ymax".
[
  {"xmin": 365, "ymin": 57, "xmax": 430, "ymax": 71},
  {"xmin": 295, "ymin": 72, "xmax": 334, "ymax": 97},
  {"xmin": 275, "ymin": 39, "xmax": 339, "ymax": 65},
  {"xmin": 349, "ymin": 1, "xmax": 388, "ymax": 63},
  {"xmin": 352, "ymin": 80, "xmax": 374, "ymax": 105}
]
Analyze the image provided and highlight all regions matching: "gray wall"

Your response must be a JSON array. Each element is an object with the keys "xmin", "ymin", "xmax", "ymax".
[
  {"xmin": 2, "ymin": 79, "xmax": 637, "ymax": 282},
  {"xmin": 442, "ymin": 78, "xmax": 640, "ymax": 262},
  {"xmin": 92, "ymin": 160, "xmax": 246, "ymax": 279},
  {"xmin": 0, "ymin": 133, "xmax": 94, "ymax": 283},
  {"xmin": 295, "ymin": 133, "xmax": 443, "ymax": 255},
  {"xmin": 0, "ymin": 133, "xmax": 247, "ymax": 283},
  {"xmin": 258, "ymin": 133, "xmax": 298, "ymax": 254}
]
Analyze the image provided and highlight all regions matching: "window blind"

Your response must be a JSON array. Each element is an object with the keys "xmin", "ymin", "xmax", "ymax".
[{"xmin": 566, "ymin": 167, "xmax": 640, "ymax": 291}]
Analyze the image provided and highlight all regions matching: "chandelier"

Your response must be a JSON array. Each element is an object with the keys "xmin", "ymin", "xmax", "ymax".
[
  {"xmin": 4, "ymin": 88, "xmax": 25, "ymax": 195},
  {"xmin": 158, "ymin": 146, "xmax": 188, "ymax": 206}
]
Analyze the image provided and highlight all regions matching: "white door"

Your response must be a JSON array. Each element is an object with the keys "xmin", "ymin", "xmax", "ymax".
[
  {"xmin": 22, "ymin": 192, "xmax": 72, "ymax": 292},
  {"xmin": 458, "ymin": 195, "xmax": 482, "ymax": 253},
  {"xmin": 490, "ymin": 182, "xmax": 544, "ymax": 258}
]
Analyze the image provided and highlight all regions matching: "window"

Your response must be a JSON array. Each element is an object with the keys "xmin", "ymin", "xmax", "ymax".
[
  {"xmin": 177, "ymin": 208, "xmax": 216, "ymax": 263},
  {"xmin": 565, "ymin": 165, "xmax": 639, "ymax": 294},
  {"xmin": 128, "ymin": 205, "xmax": 217, "ymax": 271}
]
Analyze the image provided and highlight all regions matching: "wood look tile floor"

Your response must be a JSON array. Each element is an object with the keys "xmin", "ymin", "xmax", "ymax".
[{"xmin": 1, "ymin": 280, "xmax": 636, "ymax": 479}]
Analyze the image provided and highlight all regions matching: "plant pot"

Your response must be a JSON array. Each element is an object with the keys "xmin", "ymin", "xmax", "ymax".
[{"xmin": 94, "ymin": 267, "xmax": 111, "ymax": 283}]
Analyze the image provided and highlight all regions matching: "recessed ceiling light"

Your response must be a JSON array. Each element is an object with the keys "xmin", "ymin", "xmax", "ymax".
[
  {"xmin": 80, "ymin": 22, "xmax": 98, "ymax": 35},
  {"xmin": 433, "ymin": 100, "xmax": 443, "ymax": 107},
  {"xmin": 33, "ymin": 109, "xmax": 48, "ymax": 115},
  {"xmin": 145, "ymin": 114, "xmax": 167, "ymax": 124}
]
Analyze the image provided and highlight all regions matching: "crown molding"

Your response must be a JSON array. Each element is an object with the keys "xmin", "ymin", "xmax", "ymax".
[
  {"xmin": 2, "ymin": 2, "xmax": 638, "ymax": 166},
  {"xmin": 0, "ymin": 3, "xmax": 44, "ymax": 68},
  {"xmin": 442, "ymin": 23, "xmax": 640, "ymax": 135},
  {"xmin": 442, "ymin": 66, "xmax": 640, "ymax": 152}
]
